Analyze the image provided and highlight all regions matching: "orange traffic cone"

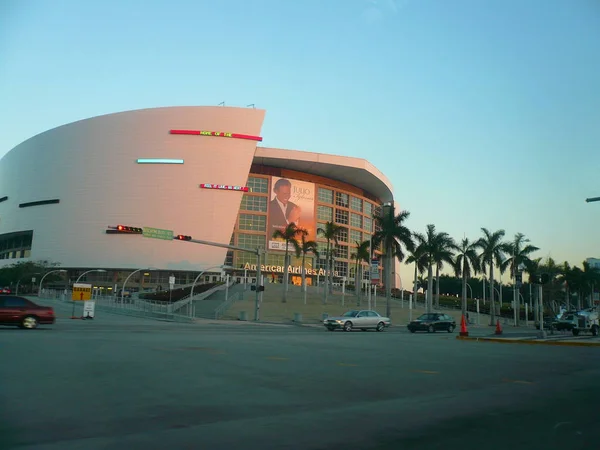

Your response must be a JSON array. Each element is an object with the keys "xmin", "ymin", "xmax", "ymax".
[
  {"xmin": 459, "ymin": 315, "xmax": 468, "ymax": 336},
  {"xmin": 495, "ymin": 319, "xmax": 503, "ymax": 335}
]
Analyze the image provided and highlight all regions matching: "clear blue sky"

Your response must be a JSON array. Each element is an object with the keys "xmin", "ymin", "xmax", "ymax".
[{"xmin": 1, "ymin": 0, "xmax": 599, "ymax": 284}]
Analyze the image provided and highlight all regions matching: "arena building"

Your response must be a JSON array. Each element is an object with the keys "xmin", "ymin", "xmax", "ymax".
[{"xmin": 0, "ymin": 106, "xmax": 394, "ymax": 292}]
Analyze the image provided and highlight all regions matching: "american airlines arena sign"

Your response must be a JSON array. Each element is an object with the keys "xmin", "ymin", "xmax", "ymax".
[
  {"xmin": 243, "ymin": 262, "xmax": 339, "ymax": 277},
  {"xmin": 170, "ymin": 129, "xmax": 263, "ymax": 142},
  {"xmin": 199, "ymin": 184, "xmax": 249, "ymax": 192}
]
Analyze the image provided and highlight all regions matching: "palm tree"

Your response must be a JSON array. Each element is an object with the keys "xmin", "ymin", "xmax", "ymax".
[
  {"xmin": 406, "ymin": 242, "xmax": 427, "ymax": 309},
  {"xmin": 295, "ymin": 229, "xmax": 319, "ymax": 304},
  {"xmin": 454, "ymin": 238, "xmax": 481, "ymax": 318},
  {"xmin": 351, "ymin": 240, "xmax": 370, "ymax": 306},
  {"xmin": 433, "ymin": 236, "xmax": 456, "ymax": 309},
  {"xmin": 539, "ymin": 257, "xmax": 561, "ymax": 309},
  {"xmin": 557, "ymin": 261, "xmax": 572, "ymax": 310},
  {"xmin": 501, "ymin": 233, "xmax": 539, "ymax": 325},
  {"xmin": 476, "ymin": 228, "xmax": 509, "ymax": 325},
  {"xmin": 524, "ymin": 257, "xmax": 542, "ymax": 322},
  {"xmin": 317, "ymin": 221, "xmax": 343, "ymax": 304},
  {"xmin": 372, "ymin": 205, "xmax": 414, "ymax": 318},
  {"xmin": 272, "ymin": 223, "xmax": 302, "ymax": 303},
  {"xmin": 414, "ymin": 224, "xmax": 451, "ymax": 313},
  {"xmin": 581, "ymin": 260, "xmax": 600, "ymax": 308}
]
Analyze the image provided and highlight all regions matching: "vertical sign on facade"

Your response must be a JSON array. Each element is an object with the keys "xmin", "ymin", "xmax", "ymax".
[{"xmin": 370, "ymin": 259, "xmax": 380, "ymax": 285}]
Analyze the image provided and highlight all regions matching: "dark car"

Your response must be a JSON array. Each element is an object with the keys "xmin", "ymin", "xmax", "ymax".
[
  {"xmin": 535, "ymin": 315, "xmax": 559, "ymax": 331},
  {"xmin": 408, "ymin": 313, "xmax": 456, "ymax": 333},
  {"xmin": 0, "ymin": 296, "xmax": 56, "ymax": 329}
]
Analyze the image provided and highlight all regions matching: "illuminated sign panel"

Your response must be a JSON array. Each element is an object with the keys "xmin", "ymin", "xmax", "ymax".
[
  {"xmin": 137, "ymin": 158, "xmax": 184, "ymax": 164},
  {"xmin": 200, "ymin": 184, "xmax": 249, "ymax": 192},
  {"xmin": 170, "ymin": 129, "xmax": 263, "ymax": 142}
]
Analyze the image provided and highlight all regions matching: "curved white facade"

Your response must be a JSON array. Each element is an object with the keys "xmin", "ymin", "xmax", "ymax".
[{"xmin": 0, "ymin": 106, "xmax": 394, "ymax": 272}]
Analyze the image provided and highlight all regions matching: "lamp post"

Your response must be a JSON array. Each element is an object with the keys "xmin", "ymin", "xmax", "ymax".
[
  {"xmin": 38, "ymin": 270, "xmax": 67, "ymax": 298},
  {"xmin": 16, "ymin": 272, "xmax": 40, "ymax": 296},
  {"xmin": 585, "ymin": 196, "xmax": 600, "ymax": 203},
  {"xmin": 189, "ymin": 265, "xmax": 232, "ymax": 317},
  {"xmin": 72, "ymin": 269, "xmax": 107, "ymax": 317},
  {"xmin": 121, "ymin": 268, "xmax": 153, "ymax": 305},
  {"xmin": 466, "ymin": 283, "xmax": 479, "ymax": 325}
]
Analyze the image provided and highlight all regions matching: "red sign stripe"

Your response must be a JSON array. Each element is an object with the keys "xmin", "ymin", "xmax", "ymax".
[{"xmin": 170, "ymin": 130, "xmax": 262, "ymax": 141}]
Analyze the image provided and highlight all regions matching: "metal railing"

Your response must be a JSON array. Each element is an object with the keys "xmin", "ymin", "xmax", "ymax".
[
  {"xmin": 40, "ymin": 289, "xmax": 193, "ymax": 322},
  {"xmin": 214, "ymin": 291, "xmax": 242, "ymax": 319}
]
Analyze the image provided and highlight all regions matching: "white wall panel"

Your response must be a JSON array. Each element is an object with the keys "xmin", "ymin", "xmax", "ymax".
[{"xmin": 0, "ymin": 106, "xmax": 265, "ymax": 270}]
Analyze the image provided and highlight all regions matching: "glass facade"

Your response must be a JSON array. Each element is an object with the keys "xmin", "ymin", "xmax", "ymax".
[{"xmin": 230, "ymin": 170, "xmax": 383, "ymax": 283}]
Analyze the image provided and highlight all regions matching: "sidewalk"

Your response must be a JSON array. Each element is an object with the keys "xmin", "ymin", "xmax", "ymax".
[{"xmin": 457, "ymin": 328, "xmax": 600, "ymax": 347}]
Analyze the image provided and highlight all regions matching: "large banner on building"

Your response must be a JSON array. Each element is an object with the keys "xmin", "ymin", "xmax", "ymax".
[{"xmin": 267, "ymin": 176, "xmax": 316, "ymax": 251}]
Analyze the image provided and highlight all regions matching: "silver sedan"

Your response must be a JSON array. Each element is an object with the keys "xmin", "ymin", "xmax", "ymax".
[{"xmin": 324, "ymin": 310, "xmax": 391, "ymax": 332}]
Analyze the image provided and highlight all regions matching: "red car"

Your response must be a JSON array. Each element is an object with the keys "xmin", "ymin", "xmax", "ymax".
[
  {"xmin": 0, "ymin": 296, "xmax": 56, "ymax": 329},
  {"xmin": 0, "ymin": 287, "xmax": 11, "ymax": 294}
]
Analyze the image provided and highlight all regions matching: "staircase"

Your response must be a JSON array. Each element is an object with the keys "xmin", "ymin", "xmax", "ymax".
[{"xmin": 193, "ymin": 283, "xmax": 246, "ymax": 319}]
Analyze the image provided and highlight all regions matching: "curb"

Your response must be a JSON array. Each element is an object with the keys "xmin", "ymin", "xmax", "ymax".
[{"xmin": 456, "ymin": 335, "xmax": 600, "ymax": 347}]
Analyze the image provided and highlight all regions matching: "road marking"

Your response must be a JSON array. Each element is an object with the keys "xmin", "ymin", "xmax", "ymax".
[
  {"xmin": 336, "ymin": 363, "xmax": 358, "ymax": 367},
  {"xmin": 502, "ymin": 378, "xmax": 533, "ymax": 385},
  {"xmin": 266, "ymin": 356, "xmax": 289, "ymax": 361},
  {"xmin": 412, "ymin": 370, "xmax": 439, "ymax": 374},
  {"xmin": 181, "ymin": 347, "xmax": 225, "ymax": 355}
]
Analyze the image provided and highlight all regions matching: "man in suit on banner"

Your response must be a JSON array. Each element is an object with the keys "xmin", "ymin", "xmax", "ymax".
[{"xmin": 269, "ymin": 178, "xmax": 302, "ymax": 233}]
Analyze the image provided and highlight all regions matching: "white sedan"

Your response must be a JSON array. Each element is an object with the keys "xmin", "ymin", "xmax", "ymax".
[{"xmin": 323, "ymin": 310, "xmax": 391, "ymax": 332}]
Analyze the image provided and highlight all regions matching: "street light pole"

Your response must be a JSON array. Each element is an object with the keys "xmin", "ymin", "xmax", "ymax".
[
  {"xmin": 585, "ymin": 196, "xmax": 600, "ymax": 203},
  {"xmin": 38, "ymin": 270, "xmax": 67, "ymax": 298},
  {"xmin": 121, "ymin": 268, "xmax": 151, "ymax": 305},
  {"xmin": 189, "ymin": 265, "xmax": 232, "ymax": 317}
]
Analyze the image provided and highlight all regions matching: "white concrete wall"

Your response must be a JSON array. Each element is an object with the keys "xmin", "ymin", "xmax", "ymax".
[{"xmin": 0, "ymin": 106, "xmax": 265, "ymax": 270}]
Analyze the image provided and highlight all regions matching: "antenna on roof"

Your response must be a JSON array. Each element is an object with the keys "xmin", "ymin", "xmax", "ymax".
[
  {"xmin": 218, "ymin": 101, "xmax": 225, "ymax": 106},
  {"xmin": 247, "ymin": 104, "xmax": 255, "ymax": 109}
]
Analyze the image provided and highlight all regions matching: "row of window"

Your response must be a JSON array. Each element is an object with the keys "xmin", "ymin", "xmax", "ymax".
[
  {"xmin": 0, "ymin": 249, "xmax": 31, "ymax": 260},
  {"xmin": 235, "ymin": 232, "xmax": 375, "ymax": 261},
  {"xmin": 246, "ymin": 176, "xmax": 378, "ymax": 216},
  {"xmin": 0, "ymin": 231, "xmax": 33, "ymax": 260}
]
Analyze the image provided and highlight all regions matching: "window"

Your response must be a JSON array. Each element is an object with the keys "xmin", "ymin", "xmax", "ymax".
[
  {"xmin": 335, "ymin": 192, "xmax": 349, "ymax": 208},
  {"xmin": 237, "ymin": 234, "xmax": 265, "ymax": 250},
  {"xmin": 334, "ymin": 245, "xmax": 348, "ymax": 259},
  {"xmin": 350, "ymin": 213, "xmax": 362, "ymax": 229},
  {"xmin": 350, "ymin": 197, "xmax": 362, "ymax": 212},
  {"xmin": 317, "ymin": 242, "xmax": 329, "ymax": 256},
  {"xmin": 335, "ymin": 209, "xmax": 348, "ymax": 225},
  {"xmin": 374, "ymin": 219, "xmax": 382, "ymax": 233},
  {"xmin": 334, "ymin": 260, "xmax": 348, "ymax": 277},
  {"xmin": 225, "ymin": 250, "xmax": 233, "ymax": 267},
  {"xmin": 318, "ymin": 188, "xmax": 333, "ymax": 204},
  {"xmin": 238, "ymin": 214, "xmax": 266, "ymax": 231},
  {"xmin": 2, "ymin": 297, "xmax": 28, "ymax": 307},
  {"xmin": 363, "ymin": 217, "xmax": 373, "ymax": 233},
  {"xmin": 373, "ymin": 205, "xmax": 382, "ymax": 218},
  {"xmin": 316, "ymin": 222, "xmax": 327, "ymax": 238},
  {"xmin": 235, "ymin": 252, "xmax": 256, "ymax": 268},
  {"xmin": 247, "ymin": 177, "xmax": 269, "ymax": 194},
  {"xmin": 266, "ymin": 253, "xmax": 285, "ymax": 266},
  {"xmin": 336, "ymin": 227, "xmax": 348, "ymax": 243},
  {"xmin": 240, "ymin": 195, "xmax": 267, "ymax": 212},
  {"xmin": 364, "ymin": 202, "xmax": 373, "ymax": 217},
  {"xmin": 317, "ymin": 205, "xmax": 333, "ymax": 222},
  {"xmin": 349, "ymin": 229, "xmax": 362, "ymax": 244}
]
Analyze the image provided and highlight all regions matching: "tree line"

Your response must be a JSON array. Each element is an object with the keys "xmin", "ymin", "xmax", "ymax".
[{"xmin": 271, "ymin": 205, "xmax": 600, "ymax": 325}]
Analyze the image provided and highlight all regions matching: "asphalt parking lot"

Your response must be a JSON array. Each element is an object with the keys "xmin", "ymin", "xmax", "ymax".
[{"xmin": 1, "ymin": 302, "xmax": 599, "ymax": 450}]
